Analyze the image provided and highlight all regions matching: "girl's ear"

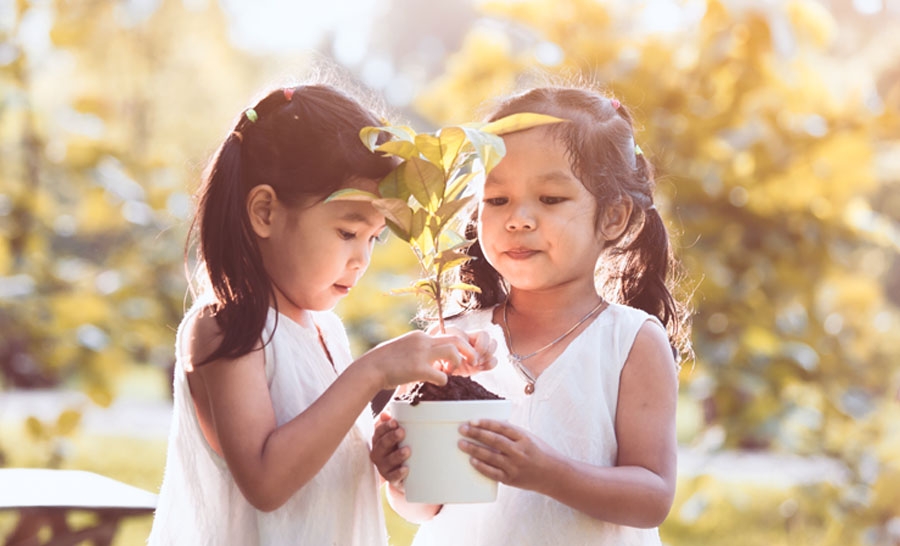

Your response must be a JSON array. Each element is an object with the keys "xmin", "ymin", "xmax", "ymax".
[
  {"xmin": 247, "ymin": 185, "xmax": 278, "ymax": 238},
  {"xmin": 599, "ymin": 197, "xmax": 633, "ymax": 241}
]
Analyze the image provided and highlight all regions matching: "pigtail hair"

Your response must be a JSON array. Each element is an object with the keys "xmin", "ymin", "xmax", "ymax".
[
  {"xmin": 189, "ymin": 131, "xmax": 273, "ymax": 366},
  {"xmin": 613, "ymin": 207, "xmax": 675, "ymax": 326},
  {"xmin": 457, "ymin": 217, "xmax": 506, "ymax": 310}
]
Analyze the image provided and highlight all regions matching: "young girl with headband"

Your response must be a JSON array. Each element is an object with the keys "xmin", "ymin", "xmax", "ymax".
[
  {"xmin": 372, "ymin": 85, "xmax": 691, "ymax": 545},
  {"xmin": 149, "ymin": 84, "xmax": 493, "ymax": 546}
]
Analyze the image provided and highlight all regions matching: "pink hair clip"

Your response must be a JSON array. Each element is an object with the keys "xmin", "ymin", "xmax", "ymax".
[
  {"xmin": 610, "ymin": 98, "xmax": 621, "ymax": 110},
  {"xmin": 283, "ymin": 88, "xmax": 294, "ymax": 101}
]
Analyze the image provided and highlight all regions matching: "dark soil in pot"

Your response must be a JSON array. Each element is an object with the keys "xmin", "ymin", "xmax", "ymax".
[{"xmin": 395, "ymin": 375, "xmax": 504, "ymax": 406}]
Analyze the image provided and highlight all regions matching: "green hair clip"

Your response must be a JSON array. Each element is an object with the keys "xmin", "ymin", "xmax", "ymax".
[
  {"xmin": 245, "ymin": 108, "xmax": 258, "ymax": 123},
  {"xmin": 634, "ymin": 144, "xmax": 643, "ymax": 156}
]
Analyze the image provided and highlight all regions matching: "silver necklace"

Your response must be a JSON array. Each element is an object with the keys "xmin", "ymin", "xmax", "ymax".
[{"xmin": 502, "ymin": 298, "xmax": 607, "ymax": 395}]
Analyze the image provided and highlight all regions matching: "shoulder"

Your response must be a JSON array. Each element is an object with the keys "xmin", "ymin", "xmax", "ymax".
[
  {"xmin": 183, "ymin": 305, "xmax": 224, "ymax": 372},
  {"xmin": 624, "ymin": 317, "xmax": 678, "ymax": 380}
]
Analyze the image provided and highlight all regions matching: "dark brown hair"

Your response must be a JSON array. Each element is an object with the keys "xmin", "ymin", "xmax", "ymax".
[
  {"xmin": 187, "ymin": 84, "xmax": 395, "ymax": 366},
  {"xmin": 459, "ymin": 86, "xmax": 691, "ymax": 356}
]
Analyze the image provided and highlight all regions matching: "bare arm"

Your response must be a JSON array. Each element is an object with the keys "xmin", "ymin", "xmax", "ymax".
[
  {"xmin": 460, "ymin": 320, "xmax": 678, "ymax": 527},
  {"xmin": 187, "ymin": 311, "xmax": 467, "ymax": 512}
]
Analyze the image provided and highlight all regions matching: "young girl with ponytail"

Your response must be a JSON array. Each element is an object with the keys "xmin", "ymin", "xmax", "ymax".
[
  {"xmin": 372, "ymin": 85, "xmax": 692, "ymax": 545},
  {"xmin": 149, "ymin": 84, "xmax": 493, "ymax": 546}
]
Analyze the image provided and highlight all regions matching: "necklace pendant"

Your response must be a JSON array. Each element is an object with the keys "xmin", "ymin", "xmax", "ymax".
[{"xmin": 508, "ymin": 354, "xmax": 536, "ymax": 395}]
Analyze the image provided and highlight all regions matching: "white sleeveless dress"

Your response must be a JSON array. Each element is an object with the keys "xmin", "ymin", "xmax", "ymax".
[
  {"xmin": 148, "ymin": 302, "xmax": 386, "ymax": 546},
  {"xmin": 411, "ymin": 303, "xmax": 667, "ymax": 546}
]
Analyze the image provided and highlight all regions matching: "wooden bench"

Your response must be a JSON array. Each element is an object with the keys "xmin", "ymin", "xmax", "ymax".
[{"xmin": 0, "ymin": 468, "xmax": 157, "ymax": 546}]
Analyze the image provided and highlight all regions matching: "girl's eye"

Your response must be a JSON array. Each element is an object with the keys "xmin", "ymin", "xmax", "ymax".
[
  {"xmin": 338, "ymin": 229, "xmax": 356, "ymax": 240},
  {"xmin": 540, "ymin": 196, "xmax": 566, "ymax": 205},
  {"xmin": 483, "ymin": 197, "xmax": 508, "ymax": 206}
]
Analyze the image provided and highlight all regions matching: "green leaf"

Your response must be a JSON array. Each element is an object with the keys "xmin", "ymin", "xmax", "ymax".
[
  {"xmin": 415, "ymin": 133, "xmax": 443, "ymax": 168},
  {"xmin": 439, "ymin": 228, "xmax": 469, "ymax": 251},
  {"xmin": 384, "ymin": 218, "xmax": 409, "ymax": 242},
  {"xmin": 447, "ymin": 282, "xmax": 482, "ymax": 294},
  {"xmin": 359, "ymin": 125, "xmax": 416, "ymax": 151},
  {"xmin": 376, "ymin": 139, "xmax": 419, "ymax": 160},
  {"xmin": 372, "ymin": 198, "xmax": 412, "ymax": 239},
  {"xmin": 435, "ymin": 126, "xmax": 469, "ymax": 175},
  {"xmin": 404, "ymin": 157, "xmax": 446, "ymax": 211},
  {"xmin": 446, "ymin": 171, "xmax": 480, "ymax": 201},
  {"xmin": 325, "ymin": 188, "xmax": 379, "ymax": 203},
  {"xmin": 410, "ymin": 208, "xmax": 428, "ymax": 242},
  {"xmin": 436, "ymin": 250, "xmax": 472, "ymax": 272},
  {"xmin": 480, "ymin": 112, "xmax": 569, "ymax": 136},
  {"xmin": 461, "ymin": 128, "xmax": 506, "ymax": 174},
  {"xmin": 378, "ymin": 168, "xmax": 411, "ymax": 201},
  {"xmin": 435, "ymin": 194, "xmax": 475, "ymax": 231},
  {"xmin": 360, "ymin": 126, "xmax": 386, "ymax": 151}
]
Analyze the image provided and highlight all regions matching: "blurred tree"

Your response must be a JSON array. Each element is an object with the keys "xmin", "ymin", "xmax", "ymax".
[
  {"xmin": 0, "ymin": 0, "xmax": 284, "ymax": 407},
  {"xmin": 414, "ymin": 0, "xmax": 900, "ymax": 542}
]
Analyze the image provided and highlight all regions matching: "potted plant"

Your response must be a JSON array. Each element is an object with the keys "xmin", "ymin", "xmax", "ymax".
[{"xmin": 329, "ymin": 113, "xmax": 564, "ymax": 503}]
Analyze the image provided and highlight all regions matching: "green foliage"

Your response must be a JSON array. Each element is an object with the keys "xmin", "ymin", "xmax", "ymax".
[
  {"xmin": 329, "ymin": 113, "xmax": 565, "ymax": 331},
  {"xmin": 415, "ymin": 0, "xmax": 900, "ymax": 541}
]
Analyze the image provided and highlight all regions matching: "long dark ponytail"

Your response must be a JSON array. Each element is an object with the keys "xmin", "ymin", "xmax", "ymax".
[{"xmin": 186, "ymin": 84, "xmax": 395, "ymax": 366}]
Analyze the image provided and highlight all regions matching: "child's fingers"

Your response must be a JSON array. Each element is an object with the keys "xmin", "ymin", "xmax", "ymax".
[
  {"xmin": 420, "ymin": 367, "xmax": 448, "ymax": 386},
  {"xmin": 371, "ymin": 416, "xmax": 398, "ymax": 446},
  {"xmin": 468, "ymin": 456, "xmax": 507, "ymax": 483},
  {"xmin": 465, "ymin": 419, "xmax": 523, "ymax": 441},
  {"xmin": 431, "ymin": 334, "xmax": 477, "ymax": 368},
  {"xmin": 383, "ymin": 465, "xmax": 409, "ymax": 485}
]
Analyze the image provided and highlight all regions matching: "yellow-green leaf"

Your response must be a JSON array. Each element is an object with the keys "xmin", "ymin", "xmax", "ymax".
[
  {"xmin": 415, "ymin": 133, "xmax": 443, "ymax": 168},
  {"xmin": 480, "ymin": 112, "xmax": 569, "ymax": 136},
  {"xmin": 437, "ymin": 127, "xmax": 468, "ymax": 175},
  {"xmin": 436, "ymin": 194, "xmax": 475, "ymax": 232},
  {"xmin": 325, "ymin": 188, "xmax": 378, "ymax": 203},
  {"xmin": 436, "ymin": 250, "xmax": 472, "ymax": 272},
  {"xmin": 404, "ymin": 157, "xmax": 445, "ymax": 211},
  {"xmin": 372, "ymin": 198, "xmax": 413, "ymax": 237},
  {"xmin": 447, "ymin": 282, "xmax": 482, "ymax": 294},
  {"xmin": 378, "ymin": 168, "xmax": 411, "ymax": 201},
  {"xmin": 359, "ymin": 125, "xmax": 416, "ymax": 151},
  {"xmin": 410, "ymin": 209, "xmax": 429, "ymax": 243},
  {"xmin": 461, "ymin": 128, "xmax": 506, "ymax": 173},
  {"xmin": 446, "ymin": 171, "xmax": 480, "ymax": 201},
  {"xmin": 376, "ymin": 139, "xmax": 419, "ymax": 160}
]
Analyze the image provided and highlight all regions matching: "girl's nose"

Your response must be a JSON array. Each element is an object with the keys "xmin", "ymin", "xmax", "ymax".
[
  {"xmin": 506, "ymin": 206, "xmax": 535, "ymax": 231},
  {"xmin": 349, "ymin": 243, "xmax": 372, "ymax": 270}
]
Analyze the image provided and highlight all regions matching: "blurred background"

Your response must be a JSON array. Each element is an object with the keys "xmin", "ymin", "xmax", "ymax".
[{"xmin": 1, "ymin": 0, "xmax": 898, "ymax": 544}]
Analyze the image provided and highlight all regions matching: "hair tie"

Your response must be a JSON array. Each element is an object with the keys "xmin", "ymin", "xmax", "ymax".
[
  {"xmin": 647, "ymin": 204, "xmax": 656, "ymax": 211},
  {"xmin": 283, "ymin": 88, "xmax": 294, "ymax": 101},
  {"xmin": 610, "ymin": 98, "xmax": 621, "ymax": 110},
  {"xmin": 245, "ymin": 108, "xmax": 258, "ymax": 123}
]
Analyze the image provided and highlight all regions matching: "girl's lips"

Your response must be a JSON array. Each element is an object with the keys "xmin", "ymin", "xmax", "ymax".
[
  {"xmin": 504, "ymin": 249, "xmax": 538, "ymax": 260},
  {"xmin": 333, "ymin": 284, "xmax": 351, "ymax": 295}
]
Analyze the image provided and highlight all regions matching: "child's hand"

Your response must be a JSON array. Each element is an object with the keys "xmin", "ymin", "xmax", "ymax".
[
  {"xmin": 457, "ymin": 419, "xmax": 557, "ymax": 492},
  {"xmin": 429, "ymin": 326, "xmax": 498, "ymax": 376},
  {"xmin": 366, "ymin": 330, "xmax": 477, "ymax": 389},
  {"xmin": 370, "ymin": 412, "xmax": 409, "ymax": 490}
]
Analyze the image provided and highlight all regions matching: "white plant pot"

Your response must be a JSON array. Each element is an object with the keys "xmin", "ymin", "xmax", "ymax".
[{"xmin": 390, "ymin": 399, "xmax": 512, "ymax": 504}]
